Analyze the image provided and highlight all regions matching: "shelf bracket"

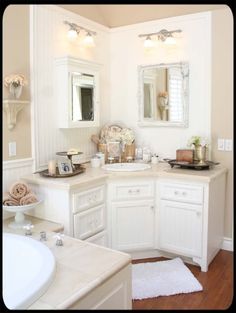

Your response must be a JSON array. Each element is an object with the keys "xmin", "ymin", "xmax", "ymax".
[{"xmin": 3, "ymin": 100, "xmax": 29, "ymax": 130}]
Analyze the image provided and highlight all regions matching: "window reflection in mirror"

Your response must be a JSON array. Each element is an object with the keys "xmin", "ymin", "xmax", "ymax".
[
  {"xmin": 139, "ymin": 62, "xmax": 189, "ymax": 127},
  {"xmin": 71, "ymin": 72, "xmax": 94, "ymax": 122}
]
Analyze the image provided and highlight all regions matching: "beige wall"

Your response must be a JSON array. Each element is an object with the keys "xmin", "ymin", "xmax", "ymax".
[
  {"xmin": 3, "ymin": 5, "xmax": 31, "ymax": 160},
  {"xmin": 211, "ymin": 8, "xmax": 233, "ymax": 238}
]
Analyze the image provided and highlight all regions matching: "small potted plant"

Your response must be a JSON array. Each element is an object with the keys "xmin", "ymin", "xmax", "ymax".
[{"xmin": 187, "ymin": 136, "xmax": 209, "ymax": 164}]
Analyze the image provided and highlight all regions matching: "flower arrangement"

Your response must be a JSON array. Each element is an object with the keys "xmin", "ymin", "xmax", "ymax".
[
  {"xmin": 187, "ymin": 136, "xmax": 209, "ymax": 147},
  {"xmin": 120, "ymin": 128, "xmax": 135, "ymax": 145},
  {"xmin": 4, "ymin": 74, "xmax": 28, "ymax": 88},
  {"xmin": 4, "ymin": 74, "xmax": 28, "ymax": 99},
  {"xmin": 107, "ymin": 129, "xmax": 122, "ymax": 142}
]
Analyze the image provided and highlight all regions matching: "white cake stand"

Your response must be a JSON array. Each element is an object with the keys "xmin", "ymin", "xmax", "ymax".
[{"xmin": 3, "ymin": 200, "xmax": 42, "ymax": 229}]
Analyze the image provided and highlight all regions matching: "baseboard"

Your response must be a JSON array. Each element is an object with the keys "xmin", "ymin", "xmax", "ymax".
[
  {"xmin": 128, "ymin": 249, "xmax": 162, "ymax": 260},
  {"xmin": 221, "ymin": 237, "xmax": 233, "ymax": 251}
]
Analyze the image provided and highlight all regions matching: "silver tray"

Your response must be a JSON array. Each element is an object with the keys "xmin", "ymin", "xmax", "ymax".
[
  {"xmin": 165, "ymin": 159, "xmax": 220, "ymax": 170},
  {"xmin": 38, "ymin": 164, "xmax": 85, "ymax": 178}
]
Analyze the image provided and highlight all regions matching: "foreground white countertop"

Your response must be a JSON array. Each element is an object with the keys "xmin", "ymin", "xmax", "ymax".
[
  {"xmin": 3, "ymin": 217, "xmax": 131, "ymax": 310},
  {"xmin": 22, "ymin": 162, "xmax": 227, "ymax": 190},
  {"xmin": 28, "ymin": 233, "xmax": 131, "ymax": 310}
]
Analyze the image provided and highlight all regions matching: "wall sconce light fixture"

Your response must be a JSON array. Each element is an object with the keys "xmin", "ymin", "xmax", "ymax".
[
  {"xmin": 139, "ymin": 29, "xmax": 182, "ymax": 47},
  {"xmin": 64, "ymin": 21, "xmax": 97, "ymax": 46}
]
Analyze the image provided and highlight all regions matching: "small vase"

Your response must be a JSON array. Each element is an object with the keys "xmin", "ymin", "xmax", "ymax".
[
  {"xmin": 121, "ymin": 142, "xmax": 135, "ymax": 162},
  {"xmin": 194, "ymin": 145, "xmax": 207, "ymax": 164},
  {"xmin": 9, "ymin": 84, "xmax": 22, "ymax": 99}
]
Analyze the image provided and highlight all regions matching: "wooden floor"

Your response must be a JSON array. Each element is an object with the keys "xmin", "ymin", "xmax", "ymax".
[{"xmin": 132, "ymin": 250, "xmax": 233, "ymax": 310}]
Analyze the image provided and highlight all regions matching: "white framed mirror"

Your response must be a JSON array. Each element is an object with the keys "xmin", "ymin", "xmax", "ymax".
[
  {"xmin": 71, "ymin": 72, "xmax": 95, "ymax": 122},
  {"xmin": 138, "ymin": 62, "xmax": 189, "ymax": 127}
]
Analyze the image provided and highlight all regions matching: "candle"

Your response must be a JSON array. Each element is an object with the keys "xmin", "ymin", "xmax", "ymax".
[{"xmin": 48, "ymin": 160, "xmax": 56, "ymax": 175}]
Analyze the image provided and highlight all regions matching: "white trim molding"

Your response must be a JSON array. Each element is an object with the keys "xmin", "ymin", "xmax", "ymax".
[
  {"xmin": 221, "ymin": 237, "xmax": 233, "ymax": 251},
  {"xmin": 3, "ymin": 158, "xmax": 34, "ymax": 170}
]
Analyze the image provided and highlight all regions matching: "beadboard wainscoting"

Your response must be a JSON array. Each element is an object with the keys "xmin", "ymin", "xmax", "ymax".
[
  {"xmin": 3, "ymin": 158, "xmax": 34, "ymax": 219},
  {"xmin": 30, "ymin": 5, "xmax": 110, "ymax": 171}
]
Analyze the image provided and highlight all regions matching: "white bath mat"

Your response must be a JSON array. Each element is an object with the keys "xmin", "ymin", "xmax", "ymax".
[{"xmin": 132, "ymin": 257, "xmax": 203, "ymax": 300}]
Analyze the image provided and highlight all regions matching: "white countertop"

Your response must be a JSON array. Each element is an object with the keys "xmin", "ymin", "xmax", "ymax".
[
  {"xmin": 3, "ymin": 217, "xmax": 131, "ymax": 310},
  {"xmin": 22, "ymin": 162, "xmax": 227, "ymax": 190},
  {"xmin": 28, "ymin": 233, "xmax": 131, "ymax": 310}
]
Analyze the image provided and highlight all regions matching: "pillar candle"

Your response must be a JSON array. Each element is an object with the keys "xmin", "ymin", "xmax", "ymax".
[{"xmin": 48, "ymin": 160, "xmax": 56, "ymax": 175}]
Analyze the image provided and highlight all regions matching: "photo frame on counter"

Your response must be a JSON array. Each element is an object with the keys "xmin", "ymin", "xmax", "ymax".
[{"xmin": 57, "ymin": 160, "xmax": 73, "ymax": 175}]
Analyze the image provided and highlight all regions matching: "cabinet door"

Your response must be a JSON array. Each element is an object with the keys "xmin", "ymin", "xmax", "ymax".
[
  {"xmin": 158, "ymin": 200, "xmax": 202, "ymax": 258},
  {"xmin": 112, "ymin": 200, "xmax": 155, "ymax": 251}
]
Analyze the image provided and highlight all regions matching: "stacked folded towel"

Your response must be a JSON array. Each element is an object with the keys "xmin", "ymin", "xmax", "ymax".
[
  {"xmin": 3, "ymin": 192, "xmax": 20, "ymax": 206},
  {"xmin": 3, "ymin": 181, "xmax": 38, "ymax": 206}
]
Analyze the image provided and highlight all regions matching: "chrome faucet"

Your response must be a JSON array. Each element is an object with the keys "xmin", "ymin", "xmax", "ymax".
[
  {"xmin": 54, "ymin": 233, "xmax": 64, "ymax": 246},
  {"xmin": 23, "ymin": 224, "xmax": 34, "ymax": 236}
]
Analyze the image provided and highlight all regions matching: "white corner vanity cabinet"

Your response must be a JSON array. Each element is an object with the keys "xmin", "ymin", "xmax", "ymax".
[
  {"xmin": 22, "ymin": 164, "xmax": 227, "ymax": 272},
  {"xmin": 22, "ymin": 173, "xmax": 108, "ymax": 247},
  {"xmin": 54, "ymin": 56, "xmax": 101, "ymax": 128}
]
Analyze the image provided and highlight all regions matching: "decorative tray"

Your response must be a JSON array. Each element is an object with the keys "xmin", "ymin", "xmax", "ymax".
[
  {"xmin": 165, "ymin": 159, "xmax": 220, "ymax": 170},
  {"xmin": 38, "ymin": 164, "xmax": 85, "ymax": 178}
]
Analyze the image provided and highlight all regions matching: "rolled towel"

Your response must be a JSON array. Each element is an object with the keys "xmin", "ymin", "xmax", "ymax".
[
  {"xmin": 9, "ymin": 181, "xmax": 30, "ymax": 200},
  {"xmin": 19, "ymin": 193, "xmax": 38, "ymax": 205},
  {"xmin": 3, "ymin": 192, "xmax": 20, "ymax": 206}
]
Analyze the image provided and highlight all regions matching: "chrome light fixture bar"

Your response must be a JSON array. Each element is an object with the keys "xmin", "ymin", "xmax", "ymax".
[
  {"xmin": 64, "ymin": 21, "xmax": 97, "ymax": 36},
  {"xmin": 64, "ymin": 21, "xmax": 97, "ymax": 45},
  {"xmin": 139, "ymin": 29, "xmax": 182, "ymax": 46}
]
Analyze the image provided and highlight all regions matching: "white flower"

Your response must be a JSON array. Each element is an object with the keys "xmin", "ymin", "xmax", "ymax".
[
  {"xmin": 4, "ymin": 74, "xmax": 28, "ymax": 88},
  {"xmin": 120, "ymin": 128, "xmax": 135, "ymax": 145}
]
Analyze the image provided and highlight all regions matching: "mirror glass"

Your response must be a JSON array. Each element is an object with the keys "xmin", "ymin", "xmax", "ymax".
[
  {"xmin": 71, "ymin": 72, "xmax": 95, "ymax": 122},
  {"xmin": 138, "ymin": 62, "xmax": 189, "ymax": 127}
]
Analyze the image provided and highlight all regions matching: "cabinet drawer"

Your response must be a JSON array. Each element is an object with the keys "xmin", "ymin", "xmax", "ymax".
[
  {"xmin": 85, "ymin": 231, "xmax": 108, "ymax": 247},
  {"xmin": 111, "ymin": 182, "xmax": 154, "ymax": 200},
  {"xmin": 73, "ymin": 204, "xmax": 105, "ymax": 240},
  {"xmin": 159, "ymin": 182, "xmax": 204, "ymax": 205},
  {"xmin": 72, "ymin": 185, "xmax": 105, "ymax": 213}
]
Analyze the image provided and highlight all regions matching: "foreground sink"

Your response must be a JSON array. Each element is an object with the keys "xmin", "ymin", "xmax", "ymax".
[
  {"xmin": 3, "ymin": 233, "xmax": 56, "ymax": 309},
  {"xmin": 102, "ymin": 162, "xmax": 151, "ymax": 172}
]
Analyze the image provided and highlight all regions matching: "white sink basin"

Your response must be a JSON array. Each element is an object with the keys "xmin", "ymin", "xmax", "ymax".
[
  {"xmin": 102, "ymin": 162, "xmax": 151, "ymax": 172},
  {"xmin": 3, "ymin": 233, "xmax": 56, "ymax": 309}
]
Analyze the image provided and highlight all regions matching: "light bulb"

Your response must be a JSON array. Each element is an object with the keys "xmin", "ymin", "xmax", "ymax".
[
  {"xmin": 67, "ymin": 28, "xmax": 78, "ymax": 40},
  {"xmin": 144, "ymin": 36, "xmax": 154, "ymax": 49},
  {"xmin": 165, "ymin": 36, "xmax": 176, "ymax": 45},
  {"xmin": 84, "ymin": 33, "xmax": 95, "ymax": 47}
]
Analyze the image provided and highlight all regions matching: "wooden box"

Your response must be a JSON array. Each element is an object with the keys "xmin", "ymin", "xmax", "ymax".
[{"xmin": 176, "ymin": 149, "xmax": 194, "ymax": 163}]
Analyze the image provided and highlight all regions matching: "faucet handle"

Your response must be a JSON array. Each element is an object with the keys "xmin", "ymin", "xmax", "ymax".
[
  {"xmin": 23, "ymin": 224, "xmax": 34, "ymax": 236},
  {"xmin": 53, "ymin": 233, "xmax": 64, "ymax": 246},
  {"xmin": 40, "ymin": 231, "xmax": 47, "ymax": 241}
]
